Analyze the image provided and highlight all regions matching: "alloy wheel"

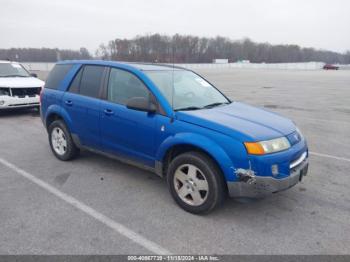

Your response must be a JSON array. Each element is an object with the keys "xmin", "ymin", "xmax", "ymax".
[
  {"xmin": 51, "ymin": 127, "xmax": 67, "ymax": 156},
  {"xmin": 173, "ymin": 164, "xmax": 209, "ymax": 206}
]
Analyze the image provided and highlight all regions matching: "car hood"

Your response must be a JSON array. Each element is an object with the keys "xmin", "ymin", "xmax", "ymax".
[
  {"xmin": 176, "ymin": 102, "xmax": 296, "ymax": 142},
  {"xmin": 0, "ymin": 77, "xmax": 44, "ymax": 88}
]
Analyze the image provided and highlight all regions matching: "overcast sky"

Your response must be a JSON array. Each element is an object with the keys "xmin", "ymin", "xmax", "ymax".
[{"xmin": 1, "ymin": 0, "xmax": 349, "ymax": 53}]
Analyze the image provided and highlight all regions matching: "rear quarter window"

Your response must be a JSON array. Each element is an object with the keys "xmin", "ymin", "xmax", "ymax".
[
  {"xmin": 45, "ymin": 64, "xmax": 73, "ymax": 90},
  {"xmin": 68, "ymin": 68, "xmax": 82, "ymax": 94}
]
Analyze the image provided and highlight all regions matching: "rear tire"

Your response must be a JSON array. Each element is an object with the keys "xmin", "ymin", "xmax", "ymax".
[
  {"xmin": 48, "ymin": 120, "xmax": 79, "ymax": 161},
  {"xmin": 167, "ymin": 152, "xmax": 225, "ymax": 214}
]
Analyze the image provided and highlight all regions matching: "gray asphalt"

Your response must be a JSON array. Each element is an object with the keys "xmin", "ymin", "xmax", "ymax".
[{"xmin": 0, "ymin": 69, "xmax": 349, "ymax": 254}]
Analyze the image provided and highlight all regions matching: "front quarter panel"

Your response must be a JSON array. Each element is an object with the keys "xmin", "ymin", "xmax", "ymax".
[{"xmin": 155, "ymin": 118, "xmax": 249, "ymax": 182}]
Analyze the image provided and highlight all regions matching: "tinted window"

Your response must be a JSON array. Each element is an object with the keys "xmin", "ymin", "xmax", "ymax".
[
  {"xmin": 108, "ymin": 68, "xmax": 149, "ymax": 105},
  {"xmin": 45, "ymin": 64, "xmax": 73, "ymax": 90},
  {"xmin": 68, "ymin": 68, "xmax": 82, "ymax": 93},
  {"xmin": 79, "ymin": 66, "xmax": 105, "ymax": 98}
]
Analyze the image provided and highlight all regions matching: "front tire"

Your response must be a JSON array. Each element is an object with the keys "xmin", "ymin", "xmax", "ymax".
[
  {"xmin": 48, "ymin": 120, "xmax": 79, "ymax": 161},
  {"xmin": 167, "ymin": 152, "xmax": 225, "ymax": 214}
]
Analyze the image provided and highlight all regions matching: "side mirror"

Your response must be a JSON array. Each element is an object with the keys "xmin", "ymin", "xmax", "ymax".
[
  {"xmin": 30, "ymin": 73, "xmax": 38, "ymax": 78},
  {"xmin": 126, "ymin": 97, "xmax": 157, "ymax": 113}
]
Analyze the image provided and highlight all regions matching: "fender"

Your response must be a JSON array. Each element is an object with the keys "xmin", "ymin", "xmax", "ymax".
[{"xmin": 156, "ymin": 132, "xmax": 236, "ymax": 181}]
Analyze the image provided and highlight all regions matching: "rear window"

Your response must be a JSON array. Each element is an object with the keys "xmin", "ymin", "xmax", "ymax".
[{"xmin": 45, "ymin": 64, "xmax": 73, "ymax": 90}]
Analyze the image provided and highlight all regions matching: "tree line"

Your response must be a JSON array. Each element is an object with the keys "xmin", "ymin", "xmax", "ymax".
[
  {"xmin": 96, "ymin": 34, "xmax": 350, "ymax": 64},
  {"xmin": 0, "ymin": 47, "xmax": 91, "ymax": 62},
  {"xmin": 1, "ymin": 35, "xmax": 349, "ymax": 64}
]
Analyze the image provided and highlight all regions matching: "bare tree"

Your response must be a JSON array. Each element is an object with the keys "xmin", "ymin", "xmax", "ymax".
[
  {"xmin": 0, "ymin": 47, "xmax": 91, "ymax": 62},
  {"xmin": 95, "ymin": 34, "xmax": 349, "ymax": 64}
]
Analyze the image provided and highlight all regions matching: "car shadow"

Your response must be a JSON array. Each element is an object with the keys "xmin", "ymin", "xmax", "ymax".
[
  {"xmin": 77, "ymin": 149, "xmax": 165, "ymax": 183},
  {"xmin": 73, "ymin": 149, "xmax": 303, "ymax": 222},
  {"xmin": 207, "ymin": 189, "xmax": 304, "ymax": 226},
  {"xmin": 0, "ymin": 108, "xmax": 40, "ymax": 118}
]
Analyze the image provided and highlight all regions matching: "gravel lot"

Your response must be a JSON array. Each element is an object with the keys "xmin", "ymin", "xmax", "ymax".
[{"xmin": 0, "ymin": 68, "xmax": 349, "ymax": 255}]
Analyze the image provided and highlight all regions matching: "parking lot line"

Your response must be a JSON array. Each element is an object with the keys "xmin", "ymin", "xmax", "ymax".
[
  {"xmin": 0, "ymin": 157, "xmax": 171, "ymax": 255},
  {"xmin": 310, "ymin": 151, "xmax": 350, "ymax": 163}
]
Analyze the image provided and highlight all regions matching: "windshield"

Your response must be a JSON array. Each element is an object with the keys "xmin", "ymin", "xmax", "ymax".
[
  {"xmin": 0, "ymin": 63, "xmax": 30, "ymax": 77},
  {"xmin": 145, "ymin": 70, "xmax": 230, "ymax": 111}
]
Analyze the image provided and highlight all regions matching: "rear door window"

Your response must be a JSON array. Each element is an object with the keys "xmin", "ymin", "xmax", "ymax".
[
  {"xmin": 45, "ymin": 64, "xmax": 73, "ymax": 90},
  {"xmin": 68, "ymin": 65, "xmax": 105, "ymax": 98},
  {"xmin": 79, "ymin": 65, "xmax": 105, "ymax": 98}
]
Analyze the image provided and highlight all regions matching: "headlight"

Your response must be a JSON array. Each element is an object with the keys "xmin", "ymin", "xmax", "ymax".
[
  {"xmin": 0, "ymin": 87, "xmax": 10, "ymax": 96},
  {"xmin": 244, "ymin": 137, "xmax": 291, "ymax": 155}
]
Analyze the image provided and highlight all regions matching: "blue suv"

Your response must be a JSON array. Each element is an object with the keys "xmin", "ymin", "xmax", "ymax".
[{"xmin": 41, "ymin": 60, "xmax": 309, "ymax": 214}]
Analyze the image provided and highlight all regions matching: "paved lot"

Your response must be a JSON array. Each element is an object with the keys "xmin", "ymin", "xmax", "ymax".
[{"xmin": 0, "ymin": 69, "xmax": 349, "ymax": 254}]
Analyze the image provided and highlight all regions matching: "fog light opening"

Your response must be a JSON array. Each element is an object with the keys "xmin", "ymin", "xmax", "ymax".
[{"xmin": 271, "ymin": 164, "xmax": 279, "ymax": 177}]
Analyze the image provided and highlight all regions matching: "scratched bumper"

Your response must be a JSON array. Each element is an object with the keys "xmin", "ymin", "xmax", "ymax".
[{"xmin": 227, "ymin": 158, "xmax": 308, "ymax": 198}]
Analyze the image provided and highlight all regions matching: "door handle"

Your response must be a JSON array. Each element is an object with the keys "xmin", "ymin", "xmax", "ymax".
[
  {"xmin": 65, "ymin": 100, "xmax": 73, "ymax": 106},
  {"xmin": 104, "ymin": 109, "xmax": 114, "ymax": 116}
]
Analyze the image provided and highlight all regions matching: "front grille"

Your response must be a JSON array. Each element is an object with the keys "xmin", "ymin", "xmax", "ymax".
[{"xmin": 10, "ymin": 87, "xmax": 41, "ymax": 98}]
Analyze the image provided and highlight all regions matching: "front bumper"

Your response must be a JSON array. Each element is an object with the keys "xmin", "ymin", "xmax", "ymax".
[
  {"xmin": 0, "ymin": 96, "xmax": 39, "ymax": 109},
  {"xmin": 228, "ymin": 153, "xmax": 308, "ymax": 198}
]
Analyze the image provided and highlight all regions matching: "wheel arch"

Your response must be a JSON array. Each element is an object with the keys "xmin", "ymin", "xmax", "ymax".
[
  {"xmin": 156, "ymin": 133, "xmax": 235, "ymax": 182},
  {"xmin": 45, "ymin": 105, "xmax": 73, "ymax": 132}
]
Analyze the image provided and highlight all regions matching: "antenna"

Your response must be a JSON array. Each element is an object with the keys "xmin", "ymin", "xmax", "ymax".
[{"xmin": 171, "ymin": 39, "xmax": 175, "ymax": 111}]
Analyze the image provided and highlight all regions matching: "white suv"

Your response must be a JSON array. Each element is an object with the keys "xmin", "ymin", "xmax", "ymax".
[{"xmin": 0, "ymin": 60, "xmax": 44, "ymax": 110}]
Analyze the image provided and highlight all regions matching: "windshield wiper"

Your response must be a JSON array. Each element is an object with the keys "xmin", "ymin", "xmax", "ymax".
[
  {"xmin": 174, "ymin": 106, "xmax": 203, "ymax": 111},
  {"xmin": 203, "ymin": 102, "xmax": 230, "ymax": 109},
  {"xmin": 175, "ymin": 102, "xmax": 230, "ymax": 111}
]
